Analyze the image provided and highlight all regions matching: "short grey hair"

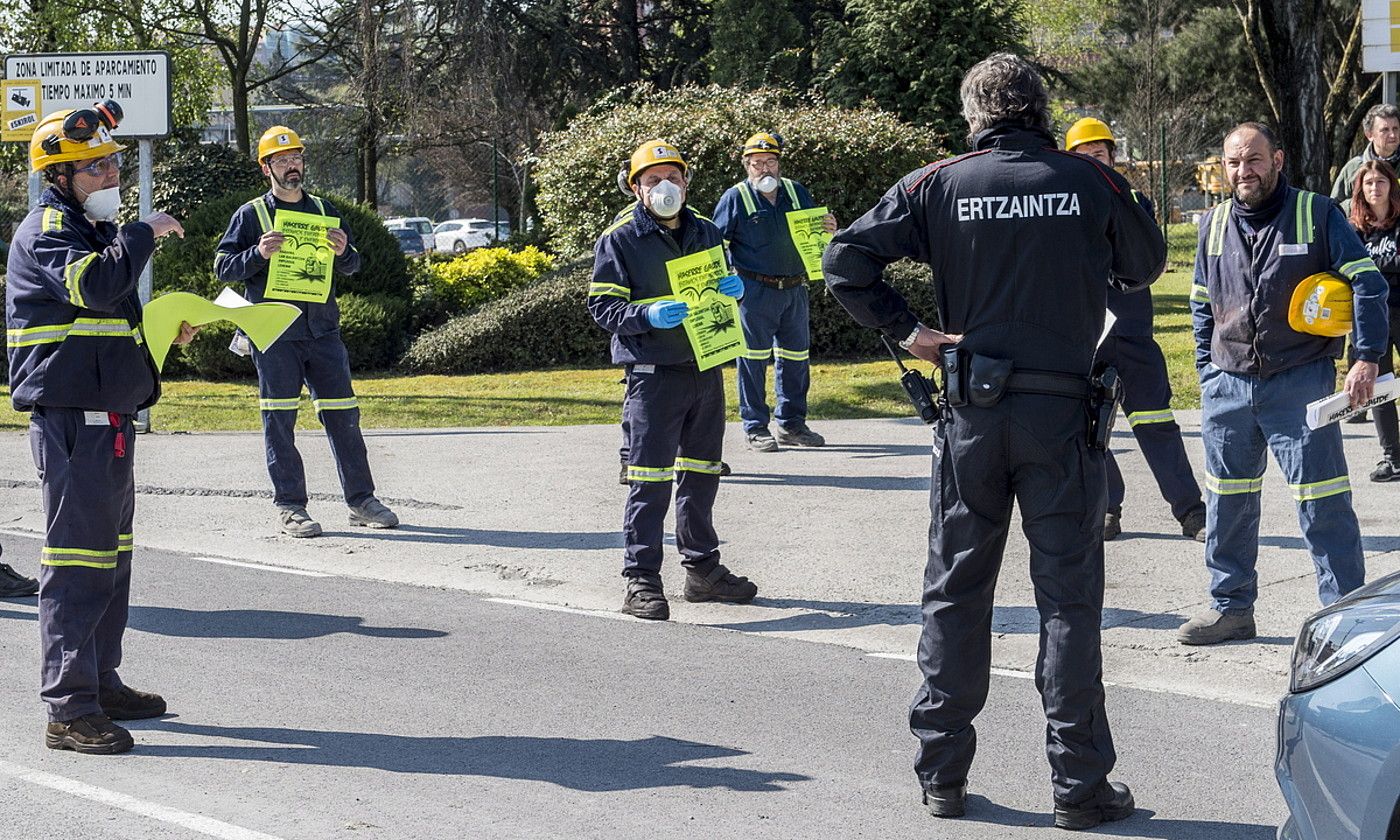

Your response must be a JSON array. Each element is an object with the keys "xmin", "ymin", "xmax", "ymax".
[
  {"xmin": 959, "ymin": 53, "xmax": 1050, "ymax": 140},
  {"xmin": 1364, "ymin": 103, "xmax": 1400, "ymax": 134}
]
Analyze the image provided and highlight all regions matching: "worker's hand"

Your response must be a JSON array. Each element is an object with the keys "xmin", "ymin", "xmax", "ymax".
[
  {"xmin": 1344, "ymin": 359, "xmax": 1380, "ymax": 408},
  {"xmin": 327, "ymin": 228, "xmax": 348, "ymax": 256},
  {"xmin": 142, "ymin": 212, "xmax": 184, "ymax": 240},
  {"xmin": 717, "ymin": 274, "xmax": 744, "ymax": 299},
  {"xmin": 646, "ymin": 300, "xmax": 690, "ymax": 329},
  {"xmin": 257, "ymin": 231, "xmax": 286, "ymax": 259},
  {"xmin": 905, "ymin": 326, "xmax": 962, "ymax": 365},
  {"xmin": 823, "ymin": 213, "xmax": 838, "ymax": 235},
  {"xmin": 172, "ymin": 321, "xmax": 200, "ymax": 346}
]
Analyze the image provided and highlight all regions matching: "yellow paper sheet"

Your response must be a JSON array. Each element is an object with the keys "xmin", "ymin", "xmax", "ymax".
[
  {"xmin": 142, "ymin": 290, "xmax": 302, "ymax": 372},
  {"xmin": 266, "ymin": 209, "xmax": 336, "ymax": 303},
  {"xmin": 785, "ymin": 206, "xmax": 831, "ymax": 281},
  {"xmin": 665, "ymin": 245, "xmax": 743, "ymax": 371}
]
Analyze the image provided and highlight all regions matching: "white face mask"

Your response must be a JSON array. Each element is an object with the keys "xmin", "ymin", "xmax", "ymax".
[
  {"xmin": 753, "ymin": 174, "xmax": 779, "ymax": 194},
  {"xmin": 82, "ymin": 186, "xmax": 122, "ymax": 222},
  {"xmin": 645, "ymin": 180, "xmax": 684, "ymax": 219}
]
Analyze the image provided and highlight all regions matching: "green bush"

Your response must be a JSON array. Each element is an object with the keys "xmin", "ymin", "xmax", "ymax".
[
  {"xmin": 150, "ymin": 142, "xmax": 265, "ymax": 221},
  {"xmin": 339, "ymin": 292, "xmax": 410, "ymax": 370},
  {"xmin": 534, "ymin": 84, "xmax": 946, "ymax": 258},
  {"xmin": 178, "ymin": 321, "xmax": 255, "ymax": 380},
  {"xmin": 426, "ymin": 246, "xmax": 555, "ymax": 312},
  {"xmin": 401, "ymin": 258, "xmax": 938, "ymax": 374}
]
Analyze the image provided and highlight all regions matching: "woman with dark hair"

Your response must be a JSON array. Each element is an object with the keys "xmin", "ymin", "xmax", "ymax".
[{"xmin": 1349, "ymin": 159, "xmax": 1400, "ymax": 480}]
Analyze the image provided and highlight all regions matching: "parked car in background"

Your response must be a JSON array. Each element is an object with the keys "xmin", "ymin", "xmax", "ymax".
[
  {"xmin": 384, "ymin": 217, "xmax": 435, "ymax": 253},
  {"xmin": 1276, "ymin": 569, "xmax": 1400, "ymax": 840},
  {"xmin": 391, "ymin": 226, "xmax": 426, "ymax": 258},
  {"xmin": 434, "ymin": 218, "xmax": 507, "ymax": 253}
]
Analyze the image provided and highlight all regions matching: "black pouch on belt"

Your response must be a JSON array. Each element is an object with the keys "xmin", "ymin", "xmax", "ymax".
[
  {"xmin": 1086, "ymin": 363, "xmax": 1123, "ymax": 450},
  {"xmin": 967, "ymin": 354, "xmax": 1014, "ymax": 408}
]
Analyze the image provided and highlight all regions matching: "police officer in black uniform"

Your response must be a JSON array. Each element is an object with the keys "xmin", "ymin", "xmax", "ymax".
[{"xmin": 824, "ymin": 54, "xmax": 1166, "ymax": 828}]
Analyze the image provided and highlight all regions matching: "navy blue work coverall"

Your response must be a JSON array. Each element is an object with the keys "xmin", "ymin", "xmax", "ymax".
[
  {"xmin": 823, "ymin": 124, "xmax": 1166, "ymax": 803},
  {"xmin": 712, "ymin": 178, "xmax": 818, "ymax": 434},
  {"xmin": 214, "ymin": 191, "xmax": 375, "ymax": 510},
  {"xmin": 589, "ymin": 204, "xmax": 728, "ymax": 577},
  {"xmin": 6, "ymin": 187, "xmax": 161, "ymax": 722},
  {"xmin": 1101, "ymin": 193, "xmax": 1205, "ymax": 525}
]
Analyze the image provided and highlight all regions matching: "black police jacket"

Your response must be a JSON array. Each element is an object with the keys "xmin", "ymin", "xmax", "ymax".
[{"xmin": 823, "ymin": 123, "xmax": 1166, "ymax": 377}]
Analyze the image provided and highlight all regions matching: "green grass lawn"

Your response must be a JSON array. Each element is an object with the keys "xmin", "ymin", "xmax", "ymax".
[{"xmin": 0, "ymin": 270, "xmax": 1201, "ymax": 432}]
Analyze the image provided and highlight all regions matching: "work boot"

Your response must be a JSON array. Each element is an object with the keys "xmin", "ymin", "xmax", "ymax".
[
  {"xmin": 1103, "ymin": 511, "xmax": 1122, "ymax": 541},
  {"xmin": 777, "ymin": 422, "xmax": 826, "ymax": 447},
  {"xmin": 719, "ymin": 461, "xmax": 732, "ymax": 477},
  {"xmin": 1177, "ymin": 607, "xmax": 1255, "ymax": 645},
  {"xmin": 1346, "ymin": 410, "xmax": 1370, "ymax": 424},
  {"xmin": 746, "ymin": 428, "xmax": 779, "ymax": 452},
  {"xmin": 1053, "ymin": 780, "xmax": 1135, "ymax": 830},
  {"xmin": 1179, "ymin": 508, "xmax": 1207, "ymax": 542},
  {"xmin": 683, "ymin": 558, "xmax": 758, "ymax": 604},
  {"xmin": 922, "ymin": 781, "xmax": 967, "ymax": 818},
  {"xmin": 100, "ymin": 685, "xmax": 167, "ymax": 720},
  {"xmin": 349, "ymin": 497, "xmax": 399, "ymax": 529},
  {"xmin": 279, "ymin": 506, "xmax": 322, "ymax": 538},
  {"xmin": 1370, "ymin": 459, "xmax": 1400, "ymax": 483},
  {"xmin": 45, "ymin": 714, "xmax": 133, "ymax": 755},
  {"xmin": 0, "ymin": 561, "xmax": 39, "ymax": 598},
  {"xmin": 621, "ymin": 575, "xmax": 669, "ymax": 621},
  {"xmin": 619, "ymin": 463, "xmax": 630, "ymax": 486}
]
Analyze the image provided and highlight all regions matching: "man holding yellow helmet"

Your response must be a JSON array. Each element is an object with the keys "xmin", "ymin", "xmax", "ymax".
[
  {"xmin": 7, "ymin": 101, "xmax": 192, "ymax": 754},
  {"xmin": 1184, "ymin": 122, "xmax": 1388, "ymax": 645}
]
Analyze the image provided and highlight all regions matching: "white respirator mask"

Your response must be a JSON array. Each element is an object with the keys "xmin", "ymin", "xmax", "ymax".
[
  {"xmin": 646, "ymin": 180, "xmax": 684, "ymax": 219},
  {"xmin": 753, "ymin": 174, "xmax": 779, "ymax": 194},
  {"xmin": 81, "ymin": 186, "xmax": 122, "ymax": 222}
]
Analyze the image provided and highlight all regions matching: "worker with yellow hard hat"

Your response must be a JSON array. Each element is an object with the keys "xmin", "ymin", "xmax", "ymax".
[
  {"xmin": 1181, "ymin": 121, "xmax": 1388, "ymax": 646},
  {"xmin": 7, "ymin": 100, "xmax": 194, "ymax": 754},
  {"xmin": 712, "ymin": 130, "xmax": 837, "ymax": 453},
  {"xmin": 1064, "ymin": 117, "xmax": 1208, "ymax": 544},
  {"xmin": 588, "ymin": 139, "xmax": 757, "ymax": 620},
  {"xmin": 213, "ymin": 125, "xmax": 399, "ymax": 539}
]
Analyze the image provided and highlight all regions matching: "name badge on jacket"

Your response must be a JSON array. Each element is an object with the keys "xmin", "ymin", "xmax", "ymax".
[{"xmin": 1278, "ymin": 243, "xmax": 1309, "ymax": 256}]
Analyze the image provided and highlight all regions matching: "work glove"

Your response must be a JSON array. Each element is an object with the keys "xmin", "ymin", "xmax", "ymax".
[
  {"xmin": 647, "ymin": 300, "xmax": 690, "ymax": 329},
  {"xmin": 717, "ymin": 274, "xmax": 744, "ymax": 299}
]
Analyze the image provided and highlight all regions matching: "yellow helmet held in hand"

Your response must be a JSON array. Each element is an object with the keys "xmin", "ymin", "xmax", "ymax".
[
  {"xmin": 627, "ymin": 139, "xmax": 688, "ymax": 183},
  {"xmin": 29, "ymin": 106, "xmax": 126, "ymax": 173},
  {"xmin": 1065, "ymin": 118, "xmax": 1115, "ymax": 152},
  {"xmin": 742, "ymin": 131, "xmax": 784, "ymax": 157},
  {"xmin": 258, "ymin": 126, "xmax": 305, "ymax": 162},
  {"xmin": 1288, "ymin": 272, "xmax": 1354, "ymax": 337}
]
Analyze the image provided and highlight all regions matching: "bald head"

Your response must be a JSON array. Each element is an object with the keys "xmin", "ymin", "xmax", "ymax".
[{"xmin": 1223, "ymin": 123, "xmax": 1284, "ymax": 207}]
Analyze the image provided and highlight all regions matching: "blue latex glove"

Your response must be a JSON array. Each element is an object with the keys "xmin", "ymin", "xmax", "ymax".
[
  {"xmin": 647, "ymin": 300, "xmax": 690, "ymax": 329},
  {"xmin": 717, "ymin": 274, "xmax": 744, "ymax": 299}
]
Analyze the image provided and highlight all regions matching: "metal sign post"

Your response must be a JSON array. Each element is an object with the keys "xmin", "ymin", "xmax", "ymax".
[{"xmin": 3, "ymin": 50, "xmax": 171, "ymax": 430}]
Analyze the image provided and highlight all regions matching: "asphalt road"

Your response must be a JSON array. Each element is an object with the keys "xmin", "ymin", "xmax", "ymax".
[{"xmin": 0, "ymin": 533, "xmax": 1284, "ymax": 840}]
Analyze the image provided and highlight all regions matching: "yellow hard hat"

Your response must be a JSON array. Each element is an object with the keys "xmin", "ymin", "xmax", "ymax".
[
  {"xmin": 29, "ymin": 108, "xmax": 126, "ymax": 173},
  {"xmin": 742, "ymin": 131, "xmax": 784, "ymax": 157},
  {"xmin": 258, "ymin": 126, "xmax": 305, "ymax": 162},
  {"xmin": 1288, "ymin": 272, "xmax": 1354, "ymax": 337},
  {"xmin": 627, "ymin": 139, "xmax": 688, "ymax": 183},
  {"xmin": 1065, "ymin": 118, "xmax": 1115, "ymax": 152}
]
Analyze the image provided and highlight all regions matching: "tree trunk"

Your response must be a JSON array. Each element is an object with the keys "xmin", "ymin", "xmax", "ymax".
[
  {"xmin": 230, "ymin": 72, "xmax": 252, "ymax": 157},
  {"xmin": 1248, "ymin": 0, "xmax": 1330, "ymax": 189}
]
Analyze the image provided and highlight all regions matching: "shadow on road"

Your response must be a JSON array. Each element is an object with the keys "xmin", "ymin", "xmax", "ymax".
[
  {"xmin": 317, "ymin": 524, "xmax": 623, "ymax": 550},
  {"xmin": 1260, "ymin": 535, "xmax": 1400, "ymax": 553},
  {"xmin": 960, "ymin": 796, "xmax": 1276, "ymax": 838},
  {"xmin": 784, "ymin": 442, "xmax": 932, "ymax": 459},
  {"xmin": 706, "ymin": 599, "xmax": 1184, "ymax": 635},
  {"xmin": 127, "ymin": 606, "xmax": 448, "ymax": 640},
  {"xmin": 723, "ymin": 473, "xmax": 929, "ymax": 492},
  {"xmin": 135, "ymin": 722, "xmax": 809, "ymax": 792}
]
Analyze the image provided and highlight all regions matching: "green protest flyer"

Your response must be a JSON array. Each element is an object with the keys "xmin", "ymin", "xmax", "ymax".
[
  {"xmin": 266, "ymin": 209, "xmax": 335, "ymax": 303},
  {"xmin": 785, "ymin": 206, "xmax": 831, "ymax": 281},
  {"xmin": 665, "ymin": 245, "xmax": 743, "ymax": 371}
]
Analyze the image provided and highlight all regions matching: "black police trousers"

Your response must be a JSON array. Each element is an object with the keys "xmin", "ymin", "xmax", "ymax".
[{"xmin": 910, "ymin": 393, "xmax": 1116, "ymax": 804}]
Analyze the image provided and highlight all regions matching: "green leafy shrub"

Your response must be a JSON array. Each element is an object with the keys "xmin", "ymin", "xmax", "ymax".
[
  {"xmin": 534, "ymin": 84, "xmax": 946, "ymax": 258},
  {"xmin": 339, "ymin": 292, "xmax": 410, "ymax": 370},
  {"xmin": 401, "ymin": 258, "xmax": 939, "ymax": 374},
  {"xmin": 426, "ymin": 246, "xmax": 555, "ymax": 312},
  {"xmin": 178, "ymin": 321, "xmax": 255, "ymax": 380},
  {"xmin": 150, "ymin": 142, "xmax": 265, "ymax": 220}
]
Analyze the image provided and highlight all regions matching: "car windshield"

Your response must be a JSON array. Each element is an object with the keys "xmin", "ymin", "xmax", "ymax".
[
  {"xmin": 412, "ymin": 221, "xmax": 432, "ymax": 234},
  {"xmin": 393, "ymin": 229, "xmax": 419, "ymax": 242}
]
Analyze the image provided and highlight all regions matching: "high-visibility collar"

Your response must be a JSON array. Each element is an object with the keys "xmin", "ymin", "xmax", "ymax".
[{"xmin": 735, "ymin": 178, "xmax": 800, "ymax": 215}]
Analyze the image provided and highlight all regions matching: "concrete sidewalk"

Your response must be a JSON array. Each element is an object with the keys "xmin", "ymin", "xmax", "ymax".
[{"xmin": 2, "ymin": 411, "xmax": 1397, "ymax": 709}]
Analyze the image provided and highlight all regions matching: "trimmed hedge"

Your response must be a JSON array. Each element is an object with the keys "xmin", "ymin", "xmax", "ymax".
[
  {"xmin": 534, "ymin": 84, "xmax": 947, "ymax": 258},
  {"xmin": 339, "ymin": 292, "xmax": 410, "ymax": 370},
  {"xmin": 415, "ymin": 246, "xmax": 556, "ymax": 324},
  {"xmin": 401, "ymin": 258, "xmax": 937, "ymax": 374}
]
